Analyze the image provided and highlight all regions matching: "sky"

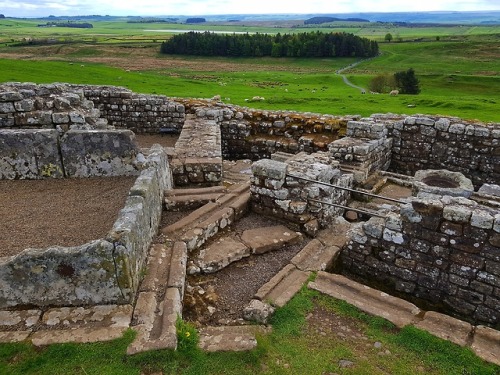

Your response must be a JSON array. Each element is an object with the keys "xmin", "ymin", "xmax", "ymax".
[{"xmin": 1, "ymin": 0, "xmax": 500, "ymax": 18}]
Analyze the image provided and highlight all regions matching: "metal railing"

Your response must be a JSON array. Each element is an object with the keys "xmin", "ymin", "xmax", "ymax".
[{"xmin": 286, "ymin": 173, "xmax": 407, "ymax": 219}]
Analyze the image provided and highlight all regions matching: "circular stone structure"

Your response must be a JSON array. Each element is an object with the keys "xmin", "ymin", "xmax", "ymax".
[{"xmin": 413, "ymin": 169, "xmax": 474, "ymax": 198}]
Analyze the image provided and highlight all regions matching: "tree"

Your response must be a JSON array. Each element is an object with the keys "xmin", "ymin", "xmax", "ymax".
[
  {"xmin": 384, "ymin": 33, "xmax": 393, "ymax": 43},
  {"xmin": 369, "ymin": 74, "xmax": 396, "ymax": 93},
  {"xmin": 394, "ymin": 68, "xmax": 421, "ymax": 94}
]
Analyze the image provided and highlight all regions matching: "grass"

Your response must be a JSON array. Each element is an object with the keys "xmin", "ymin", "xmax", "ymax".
[{"xmin": 2, "ymin": 287, "xmax": 497, "ymax": 374}]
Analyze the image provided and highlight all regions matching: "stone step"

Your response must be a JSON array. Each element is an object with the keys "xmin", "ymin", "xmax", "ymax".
[
  {"xmin": 198, "ymin": 325, "xmax": 271, "ymax": 352},
  {"xmin": 165, "ymin": 186, "xmax": 227, "ymax": 211},
  {"xmin": 309, "ymin": 272, "xmax": 422, "ymax": 328},
  {"xmin": 162, "ymin": 182, "xmax": 250, "ymax": 237},
  {"xmin": 161, "ymin": 183, "xmax": 250, "ymax": 253}
]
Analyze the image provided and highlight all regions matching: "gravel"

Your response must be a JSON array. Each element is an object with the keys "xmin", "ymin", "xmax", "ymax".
[{"xmin": 0, "ymin": 176, "xmax": 135, "ymax": 257}]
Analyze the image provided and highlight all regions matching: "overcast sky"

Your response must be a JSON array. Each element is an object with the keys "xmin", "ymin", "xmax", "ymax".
[{"xmin": 1, "ymin": 0, "xmax": 500, "ymax": 18}]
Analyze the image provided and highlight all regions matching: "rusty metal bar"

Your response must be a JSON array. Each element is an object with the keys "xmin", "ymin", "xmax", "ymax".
[
  {"xmin": 286, "ymin": 174, "xmax": 406, "ymax": 204},
  {"xmin": 307, "ymin": 198, "xmax": 387, "ymax": 219}
]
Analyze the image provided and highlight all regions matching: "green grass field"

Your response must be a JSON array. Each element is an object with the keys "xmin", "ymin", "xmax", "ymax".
[
  {"xmin": 1, "ymin": 288, "xmax": 498, "ymax": 374},
  {"xmin": 0, "ymin": 19, "xmax": 498, "ymax": 122}
]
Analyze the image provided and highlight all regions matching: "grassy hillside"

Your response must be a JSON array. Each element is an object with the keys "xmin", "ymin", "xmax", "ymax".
[{"xmin": 0, "ymin": 21, "xmax": 498, "ymax": 122}]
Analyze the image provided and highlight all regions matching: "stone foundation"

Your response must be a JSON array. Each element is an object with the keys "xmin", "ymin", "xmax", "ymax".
[
  {"xmin": 0, "ymin": 145, "xmax": 171, "ymax": 308},
  {"xmin": 341, "ymin": 195, "xmax": 500, "ymax": 327},
  {"xmin": 251, "ymin": 153, "xmax": 352, "ymax": 235}
]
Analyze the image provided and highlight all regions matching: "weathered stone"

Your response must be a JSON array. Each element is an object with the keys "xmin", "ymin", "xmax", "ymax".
[
  {"xmin": 415, "ymin": 311, "xmax": 472, "ymax": 347},
  {"xmin": 241, "ymin": 225, "xmax": 302, "ymax": 254},
  {"xmin": 60, "ymin": 129, "xmax": 140, "ymax": 177},
  {"xmin": 195, "ymin": 236, "xmax": 250, "ymax": 274},
  {"xmin": 309, "ymin": 272, "xmax": 421, "ymax": 328},
  {"xmin": 471, "ymin": 326, "xmax": 500, "ymax": 366},
  {"xmin": 243, "ymin": 299, "xmax": 275, "ymax": 324},
  {"xmin": 198, "ymin": 325, "xmax": 270, "ymax": 352}
]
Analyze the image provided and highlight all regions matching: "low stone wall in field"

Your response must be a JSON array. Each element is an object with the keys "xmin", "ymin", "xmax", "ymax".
[{"xmin": 0, "ymin": 145, "xmax": 171, "ymax": 308}]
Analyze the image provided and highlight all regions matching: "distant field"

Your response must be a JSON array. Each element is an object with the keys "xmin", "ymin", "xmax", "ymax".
[{"xmin": 0, "ymin": 19, "xmax": 498, "ymax": 122}]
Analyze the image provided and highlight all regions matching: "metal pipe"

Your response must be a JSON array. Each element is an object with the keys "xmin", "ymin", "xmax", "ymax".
[
  {"xmin": 286, "ymin": 173, "xmax": 406, "ymax": 204},
  {"xmin": 307, "ymin": 198, "xmax": 387, "ymax": 218}
]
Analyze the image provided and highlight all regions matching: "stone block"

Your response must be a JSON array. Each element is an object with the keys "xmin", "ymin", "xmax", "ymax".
[
  {"xmin": 60, "ymin": 129, "xmax": 140, "ymax": 177},
  {"xmin": 0, "ymin": 129, "xmax": 64, "ymax": 179},
  {"xmin": 415, "ymin": 311, "xmax": 472, "ymax": 347},
  {"xmin": 243, "ymin": 299, "xmax": 275, "ymax": 324},
  {"xmin": 251, "ymin": 159, "xmax": 287, "ymax": 180},
  {"xmin": 471, "ymin": 325, "xmax": 500, "ymax": 366},
  {"xmin": 241, "ymin": 225, "xmax": 302, "ymax": 254}
]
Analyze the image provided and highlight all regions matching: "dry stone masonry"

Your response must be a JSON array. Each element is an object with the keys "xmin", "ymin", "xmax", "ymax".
[
  {"xmin": 0, "ymin": 145, "xmax": 172, "ymax": 308},
  {"xmin": 1, "ymin": 82, "xmax": 499, "ymax": 338},
  {"xmin": 251, "ymin": 152, "xmax": 352, "ymax": 236}
]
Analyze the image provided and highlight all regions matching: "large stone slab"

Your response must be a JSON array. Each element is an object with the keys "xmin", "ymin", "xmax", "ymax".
[
  {"xmin": 471, "ymin": 325, "xmax": 500, "ymax": 366},
  {"xmin": 0, "ymin": 129, "xmax": 63, "ymax": 179},
  {"xmin": 195, "ymin": 236, "xmax": 250, "ymax": 274},
  {"xmin": 0, "ymin": 240, "xmax": 127, "ymax": 308},
  {"xmin": 241, "ymin": 225, "xmax": 302, "ymax": 255},
  {"xmin": 291, "ymin": 239, "xmax": 341, "ymax": 272},
  {"xmin": 60, "ymin": 129, "xmax": 140, "ymax": 177},
  {"xmin": 415, "ymin": 311, "xmax": 472, "ymax": 347},
  {"xmin": 0, "ymin": 331, "xmax": 31, "ymax": 343},
  {"xmin": 40, "ymin": 304, "xmax": 132, "ymax": 329},
  {"xmin": 309, "ymin": 272, "xmax": 421, "ymax": 328},
  {"xmin": 31, "ymin": 327, "xmax": 127, "ymax": 346},
  {"xmin": 255, "ymin": 264, "xmax": 310, "ymax": 307},
  {"xmin": 198, "ymin": 325, "xmax": 271, "ymax": 352}
]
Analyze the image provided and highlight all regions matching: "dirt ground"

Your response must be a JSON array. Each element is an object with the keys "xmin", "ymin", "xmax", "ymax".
[
  {"xmin": 0, "ymin": 45, "xmax": 336, "ymax": 73},
  {"xmin": 181, "ymin": 213, "xmax": 310, "ymax": 326},
  {"xmin": 0, "ymin": 176, "xmax": 135, "ymax": 257},
  {"xmin": 135, "ymin": 134, "xmax": 178, "ymax": 149}
]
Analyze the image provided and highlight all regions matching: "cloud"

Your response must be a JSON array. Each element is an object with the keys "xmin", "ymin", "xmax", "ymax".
[{"xmin": 1, "ymin": 0, "xmax": 499, "ymax": 17}]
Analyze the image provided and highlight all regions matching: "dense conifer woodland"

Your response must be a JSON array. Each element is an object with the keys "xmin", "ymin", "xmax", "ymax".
[{"xmin": 161, "ymin": 31, "xmax": 379, "ymax": 58}]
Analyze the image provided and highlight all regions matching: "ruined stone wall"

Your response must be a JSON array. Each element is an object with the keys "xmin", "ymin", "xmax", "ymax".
[
  {"xmin": 0, "ymin": 82, "xmax": 106, "ymax": 130},
  {"xmin": 387, "ymin": 116, "xmax": 500, "ymax": 189},
  {"xmin": 0, "ymin": 145, "xmax": 171, "ymax": 308},
  {"xmin": 251, "ymin": 153, "xmax": 353, "ymax": 236},
  {"xmin": 82, "ymin": 86, "xmax": 185, "ymax": 133},
  {"xmin": 329, "ymin": 120, "xmax": 393, "ymax": 183},
  {"xmin": 179, "ymin": 101, "xmax": 356, "ymax": 160},
  {"xmin": 342, "ymin": 196, "xmax": 500, "ymax": 327},
  {"xmin": 0, "ymin": 128, "xmax": 142, "ymax": 179}
]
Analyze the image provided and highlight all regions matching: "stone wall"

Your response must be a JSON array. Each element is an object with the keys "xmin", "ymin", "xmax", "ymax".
[
  {"xmin": 341, "ymin": 195, "xmax": 500, "ymax": 327},
  {"xmin": 387, "ymin": 116, "xmax": 500, "ymax": 189},
  {"xmin": 0, "ymin": 128, "xmax": 142, "ymax": 179},
  {"xmin": 82, "ymin": 85, "xmax": 185, "ymax": 133},
  {"xmin": 180, "ymin": 101, "xmax": 356, "ymax": 160},
  {"xmin": 251, "ymin": 153, "xmax": 353, "ymax": 236},
  {"xmin": 170, "ymin": 116, "xmax": 222, "ymax": 187},
  {"xmin": 329, "ymin": 119, "xmax": 393, "ymax": 183},
  {"xmin": 0, "ymin": 145, "xmax": 171, "ymax": 308}
]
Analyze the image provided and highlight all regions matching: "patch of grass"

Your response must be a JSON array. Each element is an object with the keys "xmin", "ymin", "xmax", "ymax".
[{"xmin": 1, "ymin": 288, "xmax": 499, "ymax": 374}]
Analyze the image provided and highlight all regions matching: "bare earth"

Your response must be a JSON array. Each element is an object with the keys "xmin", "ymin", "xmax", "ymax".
[{"xmin": 0, "ymin": 176, "xmax": 136, "ymax": 257}]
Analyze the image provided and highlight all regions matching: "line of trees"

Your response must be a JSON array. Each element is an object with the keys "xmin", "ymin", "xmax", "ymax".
[{"xmin": 160, "ymin": 31, "xmax": 379, "ymax": 58}]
